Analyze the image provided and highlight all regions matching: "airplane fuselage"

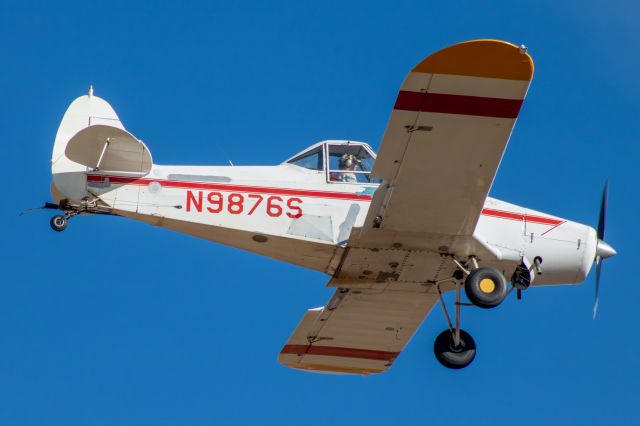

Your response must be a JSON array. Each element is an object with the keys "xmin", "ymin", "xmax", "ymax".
[{"xmin": 70, "ymin": 162, "xmax": 597, "ymax": 287}]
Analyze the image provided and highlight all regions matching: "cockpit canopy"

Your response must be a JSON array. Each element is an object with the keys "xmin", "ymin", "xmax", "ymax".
[{"xmin": 285, "ymin": 140, "xmax": 379, "ymax": 184}]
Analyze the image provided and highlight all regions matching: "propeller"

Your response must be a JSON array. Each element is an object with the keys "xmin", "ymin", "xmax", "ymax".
[{"xmin": 593, "ymin": 182, "xmax": 616, "ymax": 319}]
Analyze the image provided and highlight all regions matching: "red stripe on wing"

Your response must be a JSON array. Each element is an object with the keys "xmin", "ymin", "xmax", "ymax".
[
  {"xmin": 394, "ymin": 91, "xmax": 523, "ymax": 119},
  {"xmin": 281, "ymin": 344, "xmax": 399, "ymax": 362}
]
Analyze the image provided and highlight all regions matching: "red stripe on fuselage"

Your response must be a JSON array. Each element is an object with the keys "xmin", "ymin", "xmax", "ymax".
[
  {"xmin": 86, "ymin": 174, "xmax": 374, "ymax": 201},
  {"xmin": 280, "ymin": 344, "xmax": 399, "ymax": 362},
  {"xmin": 394, "ymin": 91, "xmax": 523, "ymax": 119},
  {"xmin": 481, "ymin": 208, "xmax": 564, "ymax": 226},
  {"xmin": 88, "ymin": 175, "xmax": 562, "ymax": 226}
]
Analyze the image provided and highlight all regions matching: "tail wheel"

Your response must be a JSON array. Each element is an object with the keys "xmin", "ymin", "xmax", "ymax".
[
  {"xmin": 464, "ymin": 267, "xmax": 508, "ymax": 309},
  {"xmin": 433, "ymin": 329, "xmax": 476, "ymax": 369},
  {"xmin": 50, "ymin": 215, "xmax": 68, "ymax": 232}
]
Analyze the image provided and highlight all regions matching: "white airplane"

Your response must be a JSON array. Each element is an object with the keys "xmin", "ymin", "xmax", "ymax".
[{"xmin": 47, "ymin": 40, "xmax": 616, "ymax": 374}]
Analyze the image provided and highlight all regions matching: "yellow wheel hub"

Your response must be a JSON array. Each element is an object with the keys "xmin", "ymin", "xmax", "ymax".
[{"xmin": 479, "ymin": 278, "xmax": 496, "ymax": 294}]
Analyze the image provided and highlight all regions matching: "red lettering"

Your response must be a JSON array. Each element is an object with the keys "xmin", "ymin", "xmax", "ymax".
[
  {"xmin": 186, "ymin": 191, "xmax": 203, "ymax": 212},
  {"xmin": 227, "ymin": 193, "xmax": 244, "ymax": 214},
  {"xmin": 247, "ymin": 194, "xmax": 263, "ymax": 215},
  {"xmin": 188, "ymin": 191, "xmax": 303, "ymax": 218},
  {"xmin": 266, "ymin": 196, "xmax": 283, "ymax": 217},
  {"xmin": 207, "ymin": 192, "xmax": 223, "ymax": 213},
  {"xmin": 286, "ymin": 198, "xmax": 303, "ymax": 218}
]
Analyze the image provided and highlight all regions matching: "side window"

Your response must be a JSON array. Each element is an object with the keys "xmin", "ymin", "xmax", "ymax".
[
  {"xmin": 287, "ymin": 147, "xmax": 323, "ymax": 171},
  {"xmin": 327, "ymin": 145, "xmax": 379, "ymax": 184}
]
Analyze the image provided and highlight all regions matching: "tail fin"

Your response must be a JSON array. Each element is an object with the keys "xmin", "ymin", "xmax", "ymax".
[
  {"xmin": 51, "ymin": 91, "xmax": 125, "ymax": 169},
  {"xmin": 51, "ymin": 91, "xmax": 124, "ymax": 203},
  {"xmin": 50, "ymin": 90, "xmax": 151, "ymax": 204}
]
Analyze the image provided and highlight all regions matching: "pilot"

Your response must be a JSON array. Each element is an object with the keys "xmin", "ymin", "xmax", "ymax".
[{"xmin": 339, "ymin": 153, "xmax": 360, "ymax": 183}]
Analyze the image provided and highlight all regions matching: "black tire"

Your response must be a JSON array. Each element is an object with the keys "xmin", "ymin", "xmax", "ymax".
[
  {"xmin": 433, "ymin": 329, "xmax": 476, "ymax": 369},
  {"xmin": 464, "ymin": 266, "xmax": 508, "ymax": 309},
  {"xmin": 50, "ymin": 215, "xmax": 67, "ymax": 232}
]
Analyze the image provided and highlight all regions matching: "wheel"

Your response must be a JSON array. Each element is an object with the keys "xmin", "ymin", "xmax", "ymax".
[
  {"xmin": 464, "ymin": 266, "xmax": 508, "ymax": 309},
  {"xmin": 50, "ymin": 215, "xmax": 67, "ymax": 232},
  {"xmin": 433, "ymin": 329, "xmax": 476, "ymax": 369}
]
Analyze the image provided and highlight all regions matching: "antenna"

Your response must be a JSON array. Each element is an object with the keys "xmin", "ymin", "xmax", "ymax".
[
  {"xmin": 19, "ymin": 202, "xmax": 59, "ymax": 216},
  {"xmin": 88, "ymin": 85, "xmax": 94, "ymax": 97}
]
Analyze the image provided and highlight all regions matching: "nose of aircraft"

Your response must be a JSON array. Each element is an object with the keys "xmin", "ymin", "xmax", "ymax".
[{"xmin": 596, "ymin": 239, "xmax": 617, "ymax": 260}]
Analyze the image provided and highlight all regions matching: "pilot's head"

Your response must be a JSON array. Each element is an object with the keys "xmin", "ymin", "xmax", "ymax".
[{"xmin": 340, "ymin": 153, "xmax": 359, "ymax": 169}]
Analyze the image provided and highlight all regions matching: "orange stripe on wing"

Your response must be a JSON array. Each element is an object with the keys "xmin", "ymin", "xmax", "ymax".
[{"xmin": 412, "ymin": 39, "xmax": 533, "ymax": 81}]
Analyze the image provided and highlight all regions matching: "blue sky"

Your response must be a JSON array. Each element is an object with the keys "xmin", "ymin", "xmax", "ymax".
[{"xmin": 1, "ymin": 1, "xmax": 638, "ymax": 424}]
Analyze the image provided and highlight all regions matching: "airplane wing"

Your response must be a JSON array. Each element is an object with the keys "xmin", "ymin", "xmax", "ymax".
[
  {"xmin": 279, "ymin": 284, "xmax": 438, "ymax": 375},
  {"xmin": 279, "ymin": 41, "xmax": 535, "ymax": 375},
  {"xmin": 364, "ymin": 40, "xmax": 534, "ymax": 237}
]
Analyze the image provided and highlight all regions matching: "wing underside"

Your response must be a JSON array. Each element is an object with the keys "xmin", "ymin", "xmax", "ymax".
[
  {"xmin": 279, "ymin": 285, "xmax": 438, "ymax": 375},
  {"xmin": 363, "ymin": 40, "xmax": 534, "ymax": 239}
]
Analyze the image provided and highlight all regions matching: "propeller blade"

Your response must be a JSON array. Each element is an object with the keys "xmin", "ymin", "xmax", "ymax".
[
  {"xmin": 597, "ymin": 181, "xmax": 608, "ymax": 240},
  {"xmin": 593, "ymin": 256, "xmax": 602, "ymax": 319},
  {"xmin": 593, "ymin": 181, "xmax": 610, "ymax": 320}
]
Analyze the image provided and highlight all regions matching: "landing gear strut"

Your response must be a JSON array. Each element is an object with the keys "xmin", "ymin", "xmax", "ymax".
[
  {"xmin": 434, "ymin": 279, "xmax": 477, "ymax": 369},
  {"xmin": 432, "ymin": 256, "xmax": 510, "ymax": 369}
]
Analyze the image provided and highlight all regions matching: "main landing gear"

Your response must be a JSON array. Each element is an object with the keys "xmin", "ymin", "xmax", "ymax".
[
  {"xmin": 464, "ymin": 266, "xmax": 508, "ymax": 309},
  {"xmin": 434, "ymin": 328, "xmax": 476, "ymax": 369},
  {"xmin": 432, "ymin": 257, "xmax": 514, "ymax": 369}
]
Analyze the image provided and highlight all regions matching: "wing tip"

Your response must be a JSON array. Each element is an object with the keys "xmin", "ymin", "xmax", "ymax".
[
  {"xmin": 278, "ymin": 344, "xmax": 396, "ymax": 375},
  {"xmin": 412, "ymin": 39, "xmax": 534, "ymax": 81},
  {"xmin": 278, "ymin": 357, "xmax": 386, "ymax": 376}
]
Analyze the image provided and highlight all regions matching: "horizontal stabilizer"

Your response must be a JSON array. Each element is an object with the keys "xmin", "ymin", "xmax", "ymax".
[{"xmin": 65, "ymin": 125, "xmax": 152, "ymax": 174}]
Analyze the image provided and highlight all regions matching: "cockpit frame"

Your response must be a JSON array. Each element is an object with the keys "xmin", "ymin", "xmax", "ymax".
[{"xmin": 284, "ymin": 140, "xmax": 378, "ymax": 185}]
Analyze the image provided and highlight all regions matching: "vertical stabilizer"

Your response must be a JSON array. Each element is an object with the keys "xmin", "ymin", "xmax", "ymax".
[{"xmin": 51, "ymin": 92, "xmax": 125, "ymax": 202}]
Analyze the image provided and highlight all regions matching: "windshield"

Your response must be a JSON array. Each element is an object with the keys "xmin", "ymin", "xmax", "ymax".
[
  {"xmin": 287, "ymin": 146, "xmax": 323, "ymax": 171},
  {"xmin": 327, "ymin": 144, "xmax": 378, "ymax": 184}
]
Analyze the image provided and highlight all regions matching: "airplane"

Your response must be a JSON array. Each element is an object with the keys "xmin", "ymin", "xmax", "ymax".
[{"xmin": 46, "ymin": 39, "xmax": 616, "ymax": 374}]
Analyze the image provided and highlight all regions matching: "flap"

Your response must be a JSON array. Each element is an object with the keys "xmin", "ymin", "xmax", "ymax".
[{"xmin": 65, "ymin": 125, "xmax": 152, "ymax": 174}]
